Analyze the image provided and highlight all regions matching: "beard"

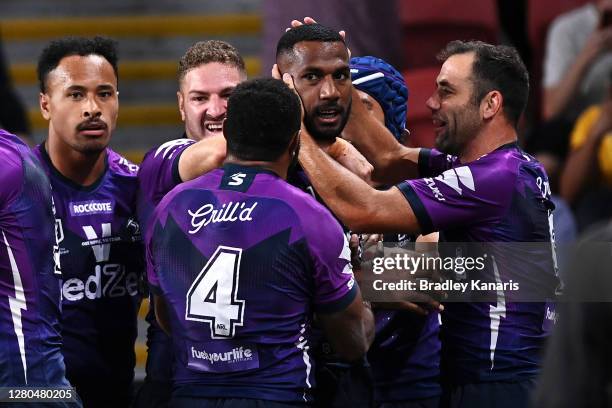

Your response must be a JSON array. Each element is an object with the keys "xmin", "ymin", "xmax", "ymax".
[
  {"xmin": 435, "ymin": 106, "xmax": 481, "ymax": 156},
  {"xmin": 303, "ymin": 99, "xmax": 352, "ymax": 142}
]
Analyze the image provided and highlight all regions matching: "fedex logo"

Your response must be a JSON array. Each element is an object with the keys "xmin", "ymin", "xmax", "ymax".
[{"xmin": 62, "ymin": 264, "xmax": 139, "ymax": 301}]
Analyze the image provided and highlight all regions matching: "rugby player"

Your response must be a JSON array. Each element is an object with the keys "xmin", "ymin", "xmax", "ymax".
[
  {"xmin": 135, "ymin": 40, "xmax": 241, "ymax": 407},
  {"xmin": 292, "ymin": 40, "xmax": 559, "ymax": 408},
  {"xmin": 0, "ymin": 129, "xmax": 80, "ymax": 407},
  {"xmin": 275, "ymin": 24, "xmax": 377, "ymax": 407},
  {"xmin": 146, "ymin": 77, "xmax": 374, "ymax": 407},
  {"xmin": 34, "ymin": 37, "xmax": 142, "ymax": 408}
]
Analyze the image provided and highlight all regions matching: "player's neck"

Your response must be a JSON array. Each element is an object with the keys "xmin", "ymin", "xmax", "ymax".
[
  {"xmin": 460, "ymin": 123, "xmax": 517, "ymax": 163},
  {"xmin": 45, "ymin": 137, "xmax": 107, "ymax": 187},
  {"xmin": 224, "ymin": 156, "xmax": 288, "ymax": 180}
]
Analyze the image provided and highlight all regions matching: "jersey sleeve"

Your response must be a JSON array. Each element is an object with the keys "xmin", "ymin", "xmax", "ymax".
[
  {"xmin": 0, "ymin": 146, "xmax": 23, "ymax": 208},
  {"xmin": 137, "ymin": 139, "xmax": 194, "ymax": 230},
  {"xmin": 303, "ymin": 205, "xmax": 358, "ymax": 314},
  {"xmin": 418, "ymin": 148, "xmax": 459, "ymax": 178},
  {"xmin": 396, "ymin": 159, "xmax": 515, "ymax": 235}
]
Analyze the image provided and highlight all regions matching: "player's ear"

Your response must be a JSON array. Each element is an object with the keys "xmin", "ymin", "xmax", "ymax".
[
  {"xmin": 289, "ymin": 129, "xmax": 301, "ymax": 154},
  {"xmin": 482, "ymin": 90, "xmax": 502, "ymax": 120},
  {"xmin": 39, "ymin": 92, "xmax": 51, "ymax": 121},
  {"xmin": 177, "ymin": 91, "xmax": 186, "ymax": 121}
]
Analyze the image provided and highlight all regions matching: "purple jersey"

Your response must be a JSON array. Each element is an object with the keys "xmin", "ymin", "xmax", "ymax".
[
  {"xmin": 136, "ymin": 137, "xmax": 195, "ymax": 382},
  {"xmin": 0, "ymin": 130, "xmax": 70, "ymax": 388},
  {"xmin": 147, "ymin": 164, "xmax": 356, "ymax": 403},
  {"xmin": 137, "ymin": 137, "xmax": 195, "ymax": 235},
  {"xmin": 33, "ymin": 144, "xmax": 143, "ymax": 387},
  {"xmin": 396, "ymin": 143, "xmax": 558, "ymax": 384}
]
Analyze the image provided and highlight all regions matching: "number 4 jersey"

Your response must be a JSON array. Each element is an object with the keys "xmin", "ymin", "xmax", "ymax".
[
  {"xmin": 146, "ymin": 163, "xmax": 357, "ymax": 403},
  {"xmin": 33, "ymin": 144, "xmax": 143, "ymax": 388}
]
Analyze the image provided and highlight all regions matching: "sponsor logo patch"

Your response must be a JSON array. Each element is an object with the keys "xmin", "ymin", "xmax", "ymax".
[
  {"xmin": 187, "ymin": 341, "xmax": 259, "ymax": 373},
  {"xmin": 69, "ymin": 200, "xmax": 114, "ymax": 217}
]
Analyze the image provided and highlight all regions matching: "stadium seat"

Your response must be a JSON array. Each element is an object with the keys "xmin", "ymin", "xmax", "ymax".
[
  {"xmin": 404, "ymin": 66, "xmax": 438, "ymax": 148},
  {"xmin": 527, "ymin": 0, "xmax": 590, "ymax": 120},
  {"xmin": 399, "ymin": 0, "xmax": 499, "ymax": 69}
]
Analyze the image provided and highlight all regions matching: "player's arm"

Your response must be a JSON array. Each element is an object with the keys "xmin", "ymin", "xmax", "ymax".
[
  {"xmin": 324, "ymin": 137, "xmax": 374, "ymax": 184},
  {"xmin": 153, "ymin": 294, "xmax": 172, "ymax": 335},
  {"xmin": 299, "ymin": 128, "xmax": 420, "ymax": 234},
  {"xmin": 317, "ymin": 290, "xmax": 375, "ymax": 362},
  {"xmin": 177, "ymin": 134, "xmax": 227, "ymax": 182},
  {"xmin": 342, "ymin": 86, "xmax": 420, "ymax": 185}
]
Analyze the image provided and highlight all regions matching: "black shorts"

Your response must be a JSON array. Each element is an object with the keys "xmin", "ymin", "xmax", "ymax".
[
  {"xmin": 440, "ymin": 379, "xmax": 536, "ymax": 408},
  {"xmin": 313, "ymin": 360, "xmax": 374, "ymax": 408},
  {"xmin": 169, "ymin": 397, "xmax": 308, "ymax": 408},
  {"xmin": 378, "ymin": 396, "xmax": 440, "ymax": 408}
]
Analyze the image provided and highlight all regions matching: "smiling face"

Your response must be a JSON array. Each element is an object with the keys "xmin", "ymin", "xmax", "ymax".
[
  {"xmin": 426, "ymin": 52, "xmax": 482, "ymax": 156},
  {"xmin": 177, "ymin": 62, "xmax": 245, "ymax": 141},
  {"xmin": 278, "ymin": 41, "xmax": 352, "ymax": 141},
  {"xmin": 39, "ymin": 54, "xmax": 118, "ymax": 155}
]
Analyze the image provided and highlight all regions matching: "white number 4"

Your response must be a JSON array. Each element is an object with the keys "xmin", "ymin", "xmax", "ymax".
[{"xmin": 185, "ymin": 246, "xmax": 245, "ymax": 338}]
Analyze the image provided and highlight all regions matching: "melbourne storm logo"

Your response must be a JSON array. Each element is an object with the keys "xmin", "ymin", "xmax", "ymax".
[{"xmin": 125, "ymin": 217, "xmax": 142, "ymax": 242}]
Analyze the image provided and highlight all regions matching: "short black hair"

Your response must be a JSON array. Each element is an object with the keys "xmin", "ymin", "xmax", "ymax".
[
  {"xmin": 37, "ymin": 36, "xmax": 119, "ymax": 93},
  {"xmin": 437, "ymin": 40, "xmax": 529, "ymax": 127},
  {"xmin": 225, "ymin": 78, "xmax": 301, "ymax": 161},
  {"xmin": 276, "ymin": 23, "xmax": 345, "ymax": 59}
]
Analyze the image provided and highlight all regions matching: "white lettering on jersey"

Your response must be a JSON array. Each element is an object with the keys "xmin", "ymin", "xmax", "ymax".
[
  {"xmin": 62, "ymin": 264, "xmax": 139, "ymax": 301},
  {"xmin": 154, "ymin": 139, "xmax": 192, "ymax": 159},
  {"xmin": 434, "ymin": 166, "xmax": 475, "ymax": 195},
  {"xmin": 228, "ymin": 173, "xmax": 246, "ymax": 186},
  {"xmin": 424, "ymin": 178, "xmax": 446, "ymax": 201},
  {"xmin": 82, "ymin": 223, "xmax": 112, "ymax": 262},
  {"xmin": 188, "ymin": 201, "xmax": 258, "ymax": 234},
  {"xmin": 117, "ymin": 157, "xmax": 139, "ymax": 172}
]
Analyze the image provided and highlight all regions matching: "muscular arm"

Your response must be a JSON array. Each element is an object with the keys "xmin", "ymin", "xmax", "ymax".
[
  {"xmin": 177, "ymin": 134, "xmax": 227, "ymax": 182},
  {"xmin": 317, "ymin": 288, "xmax": 375, "ymax": 362},
  {"xmin": 299, "ymin": 128, "xmax": 420, "ymax": 234},
  {"xmin": 326, "ymin": 137, "xmax": 374, "ymax": 184},
  {"xmin": 342, "ymin": 87, "xmax": 420, "ymax": 185}
]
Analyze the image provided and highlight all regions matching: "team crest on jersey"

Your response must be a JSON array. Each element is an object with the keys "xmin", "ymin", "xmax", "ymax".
[{"xmin": 125, "ymin": 217, "xmax": 142, "ymax": 242}]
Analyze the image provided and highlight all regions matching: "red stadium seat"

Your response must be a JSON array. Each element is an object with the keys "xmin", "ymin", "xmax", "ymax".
[
  {"xmin": 404, "ymin": 66, "xmax": 439, "ymax": 148},
  {"xmin": 527, "ymin": 0, "xmax": 590, "ymax": 120},
  {"xmin": 399, "ymin": 0, "xmax": 499, "ymax": 69}
]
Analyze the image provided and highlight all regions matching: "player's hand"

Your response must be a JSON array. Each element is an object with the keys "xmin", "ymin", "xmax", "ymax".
[
  {"xmin": 327, "ymin": 139, "xmax": 374, "ymax": 184},
  {"xmin": 274, "ymin": 65, "xmax": 306, "ymax": 122},
  {"xmin": 287, "ymin": 17, "xmax": 350, "ymax": 57}
]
